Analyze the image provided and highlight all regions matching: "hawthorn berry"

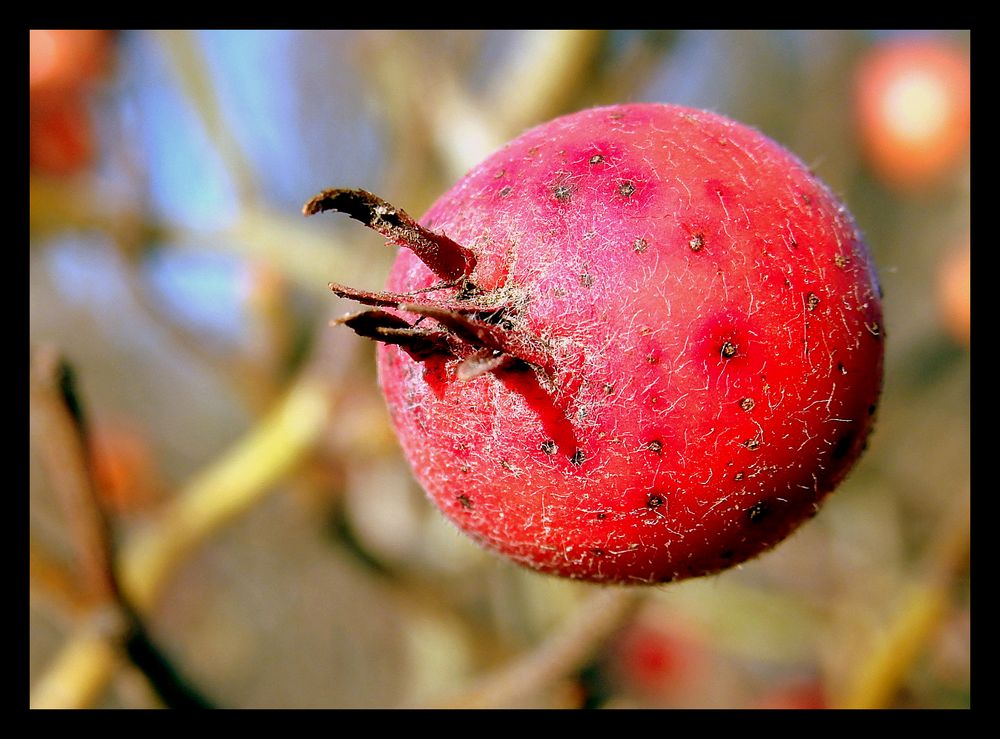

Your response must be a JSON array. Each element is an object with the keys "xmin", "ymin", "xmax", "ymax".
[{"xmin": 308, "ymin": 103, "xmax": 884, "ymax": 584}]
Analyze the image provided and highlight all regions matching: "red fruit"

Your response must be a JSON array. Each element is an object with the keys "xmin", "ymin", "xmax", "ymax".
[{"xmin": 309, "ymin": 103, "xmax": 884, "ymax": 584}]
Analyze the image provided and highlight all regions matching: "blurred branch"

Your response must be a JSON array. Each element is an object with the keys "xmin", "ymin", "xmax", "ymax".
[
  {"xmin": 114, "ymin": 245, "xmax": 283, "ymax": 413},
  {"xmin": 30, "ymin": 537, "xmax": 89, "ymax": 618},
  {"xmin": 30, "ymin": 174, "xmax": 373, "ymax": 297},
  {"xmin": 119, "ymin": 372, "xmax": 332, "ymax": 613},
  {"xmin": 586, "ymin": 32, "xmax": 678, "ymax": 109},
  {"xmin": 30, "ymin": 347, "xmax": 214, "ymax": 709},
  {"xmin": 30, "ymin": 620, "xmax": 123, "ymax": 709},
  {"xmin": 360, "ymin": 32, "xmax": 502, "ymax": 197},
  {"xmin": 243, "ymin": 261, "xmax": 296, "ymax": 390},
  {"xmin": 30, "ymin": 346, "xmax": 119, "ymax": 607},
  {"xmin": 486, "ymin": 30, "xmax": 606, "ymax": 136},
  {"xmin": 31, "ymin": 346, "xmax": 332, "ymax": 707},
  {"xmin": 31, "ymin": 612, "xmax": 211, "ymax": 709},
  {"xmin": 834, "ymin": 487, "xmax": 970, "ymax": 709},
  {"xmin": 29, "ymin": 175, "xmax": 141, "ymax": 242},
  {"xmin": 425, "ymin": 585, "xmax": 645, "ymax": 708},
  {"xmin": 155, "ymin": 30, "xmax": 261, "ymax": 206},
  {"xmin": 363, "ymin": 30, "xmax": 606, "ymax": 191},
  {"xmin": 228, "ymin": 207, "xmax": 385, "ymax": 292}
]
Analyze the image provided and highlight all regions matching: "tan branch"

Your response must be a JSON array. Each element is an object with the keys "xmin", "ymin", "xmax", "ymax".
[
  {"xmin": 834, "ymin": 489, "xmax": 970, "ymax": 709},
  {"xmin": 426, "ymin": 585, "xmax": 645, "ymax": 708},
  {"xmin": 119, "ymin": 373, "xmax": 332, "ymax": 613}
]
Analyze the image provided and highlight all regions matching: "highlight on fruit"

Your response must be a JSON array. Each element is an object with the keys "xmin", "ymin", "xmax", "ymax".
[{"xmin": 307, "ymin": 103, "xmax": 885, "ymax": 584}]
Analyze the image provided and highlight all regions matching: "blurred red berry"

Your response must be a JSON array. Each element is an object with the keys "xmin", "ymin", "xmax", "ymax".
[
  {"xmin": 29, "ymin": 30, "xmax": 112, "ymax": 175},
  {"xmin": 752, "ymin": 679, "xmax": 827, "ymax": 709},
  {"xmin": 854, "ymin": 36, "xmax": 970, "ymax": 191},
  {"xmin": 30, "ymin": 30, "xmax": 110, "ymax": 95},
  {"xmin": 88, "ymin": 417, "xmax": 162, "ymax": 515},
  {"xmin": 609, "ymin": 615, "xmax": 707, "ymax": 701},
  {"xmin": 30, "ymin": 95, "xmax": 95, "ymax": 175},
  {"xmin": 937, "ymin": 234, "xmax": 970, "ymax": 347}
]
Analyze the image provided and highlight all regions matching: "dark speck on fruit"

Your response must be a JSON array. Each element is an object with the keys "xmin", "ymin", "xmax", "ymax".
[
  {"xmin": 553, "ymin": 184, "xmax": 573, "ymax": 202},
  {"xmin": 746, "ymin": 501, "xmax": 771, "ymax": 523}
]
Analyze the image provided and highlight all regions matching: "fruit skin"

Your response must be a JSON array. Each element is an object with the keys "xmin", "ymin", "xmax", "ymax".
[{"xmin": 321, "ymin": 103, "xmax": 884, "ymax": 584}]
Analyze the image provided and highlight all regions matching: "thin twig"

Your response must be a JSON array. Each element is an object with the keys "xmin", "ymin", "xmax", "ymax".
[
  {"xmin": 113, "ymin": 245, "xmax": 282, "ymax": 413},
  {"xmin": 833, "ymin": 488, "xmax": 970, "ymax": 709},
  {"xmin": 422, "ymin": 585, "xmax": 646, "ymax": 708},
  {"xmin": 30, "ymin": 346, "xmax": 120, "ymax": 606},
  {"xmin": 30, "ymin": 620, "xmax": 123, "ymax": 709},
  {"xmin": 30, "ymin": 347, "xmax": 221, "ymax": 709},
  {"xmin": 119, "ymin": 372, "xmax": 333, "ymax": 613},
  {"xmin": 154, "ymin": 30, "xmax": 261, "ymax": 207},
  {"xmin": 360, "ymin": 30, "xmax": 608, "ymax": 203},
  {"xmin": 31, "ymin": 369, "xmax": 332, "ymax": 708},
  {"xmin": 243, "ymin": 260, "xmax": 296, "ymax": 392},
  {"xmin": 487, "ymin": 30, "xmax": 606, "ymax": 137},
  {"xmin": 30, "ymin": 536, "xmax": 90, "ymax": 618},
  {"xmin": 360, "ymin": 32, "xmax": 504, "ymax": 187},
  {"xmin": 30, "ymin": 174, "xmax": 378, "ymax": 298}
]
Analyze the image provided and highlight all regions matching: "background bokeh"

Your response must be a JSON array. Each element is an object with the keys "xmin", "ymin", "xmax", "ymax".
[{"xmin": 29, "ymin": 29, "xmax": 970, "ymax": 709}]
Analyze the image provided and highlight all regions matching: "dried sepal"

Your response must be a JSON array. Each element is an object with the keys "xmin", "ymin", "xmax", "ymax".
[
  {"xmin": 328, "ymin": 282, "xmax": 489, "ymax": 314},
  {"xmin": 304, "ymin": 188, "xmax": 477, "ymax": 282},
  {"xmin": 335, "ymin": 310, "xmax": 454, "ymax": 360},
  {"xmin": 401, "ymin": 303, "xmax": 555, "ymax": 377},
  {"xmin": 456, "ymin": 348, "xmax": 515, "ymax": 381}
]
